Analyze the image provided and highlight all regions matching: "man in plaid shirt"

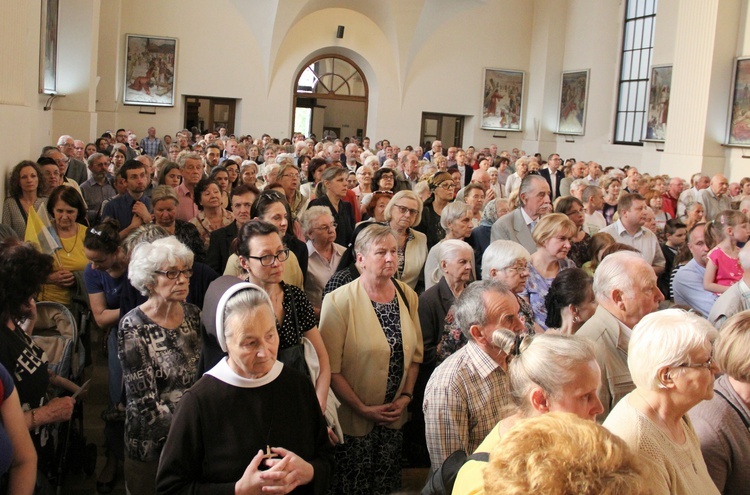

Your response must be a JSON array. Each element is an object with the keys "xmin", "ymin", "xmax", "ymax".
[
  {"xmin": 423, "ymin": 280, "xmax": 524, "ymax": 471},
  {"xmin": 140, "ymin": 127, "xmax": 166, "ymax": 157}
]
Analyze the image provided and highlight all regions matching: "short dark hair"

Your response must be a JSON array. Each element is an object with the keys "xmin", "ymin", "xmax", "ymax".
[
  {"xmin": 230, "ymin": 184, "xmax": 259, "ymax": 202},
  {"xmin": 251, "ymin": 189, "xmax": 291, "ymax": 223},
  {"xmin": 9, "ymin": 161, "xmax": 45, "ymax": 199},
  {"xmin": 158, "ymin": 161, "xmax": 181, "ymax": 185},
  {"xmin": 236, "ymin": 220, "xmax": 281, "ymax": 258},
  {"xmin": 664, "ymin": 218, "xmax": 687, "ymax": 237},
  {"xmin": 617, "ymin": 193, "xmax": 645, "ymax": 214},
  {"xmin": 307, "ymin": 158, "xmax": 327, "ymax": 183},
  {"xmin": 46, "ymin": 185, "xmax": 88, "ymax": 226},
  {"xmin": 118, "ymin": 159, "xmax": 146, "ymax": 181},
  {"xmin": 193, "ymin": 178, "xmax": 220, "ymax": 210},
  {"xmin": 0, "ymin": 239, "xmax": 54, "ymax": 323}
]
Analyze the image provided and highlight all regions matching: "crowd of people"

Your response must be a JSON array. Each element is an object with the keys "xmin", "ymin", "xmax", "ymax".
[{"xmin": 0, "ymin": 127, "xmax": 748, "ymax": 494}]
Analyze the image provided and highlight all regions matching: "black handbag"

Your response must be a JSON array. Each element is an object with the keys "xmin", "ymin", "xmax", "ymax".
[{"xmin": 276, "ymin": 294, "xmax": 311, "ymax": 379}]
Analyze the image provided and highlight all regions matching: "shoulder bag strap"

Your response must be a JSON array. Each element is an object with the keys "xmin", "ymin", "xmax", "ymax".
[{"xmin": 391, "ymin": 278, "xmax": 410, "ymax": 313}]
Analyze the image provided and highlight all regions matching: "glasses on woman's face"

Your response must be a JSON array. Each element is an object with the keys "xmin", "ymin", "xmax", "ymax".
[
  {"xmin": 503, "ymin": 263, "xmax": 530, "ymax": 274},
  {"xmin": 393, "ymin": 205, "xmax": 419, "ymax": 217},
  {"xmin": 155, "ymin": 268, "xmax": 193, "ymax": 279},
  {"xmin": 439, "ymin": 183, "xmax": 456, "ymax": 190},
  {"xmin": 380, "ymin": 175, "xmax": 394, "ymax": 181},
  {"xmin": 675, "ymin": 356, "xmax": 714, "ymax": 371},
  {"xmin": 246, "ymin": 248, "xmax": 290, "ymax": 266},
  {"xmin": 313, "ymin": 222, "xmax": 337, "ymax": 232}
]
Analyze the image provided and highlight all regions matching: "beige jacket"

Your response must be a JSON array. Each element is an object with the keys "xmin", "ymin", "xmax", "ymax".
[
  {"xmin": 577, "ymin": 305, "xmax": 634, "ymax": 421},
  {"xmin": 320, "ymin": 278, "xmax": 423, "ymax": 436}
]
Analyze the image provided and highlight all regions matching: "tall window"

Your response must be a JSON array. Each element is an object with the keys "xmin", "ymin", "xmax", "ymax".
[{"xmin": 614, "ymin": 0, "xmax": 658, "ymax": 145}]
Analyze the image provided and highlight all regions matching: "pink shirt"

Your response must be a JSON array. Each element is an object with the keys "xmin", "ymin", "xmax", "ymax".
[{"xmin": 708, "ymin": 247, "xmax": 743, "ymax": 287}]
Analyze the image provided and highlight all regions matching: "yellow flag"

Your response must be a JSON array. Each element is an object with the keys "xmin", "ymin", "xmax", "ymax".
[{"xmin": 24, "ymin": 205, "xmax": 61, "ymax": 254}]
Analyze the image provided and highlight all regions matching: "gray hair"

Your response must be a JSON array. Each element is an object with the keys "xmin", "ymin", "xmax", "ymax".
[
  {"xmin": 241, "ymin": 161, "xmax": 258, "ymax": 173},
  {"xmin": 354, "ymin": 224, "xmax": 395, "ymax": 258},
  {"xmin": 629, "ymin": 309, "xmax": 718, "ymax": 391},
  {"xmin": 431, "ymin": 239, "xmax": 474, "ymax": 283},
  {"xmin": 87, "ymin": 152, "xmax": 106, "ymax": 168},
  {"xmin": 57, "ymin": 134, "xmax": 73, "ymax": 146},
  {"xmin": 482, "ymin": 240, "xmax": 531, "ymax": 280},
  {"xmin": 593, "ymin": 251, "xmax": 647, "ymax": 302},
  {"xmin": 364, "ymin": 155, "xmax": 380, "ymax": 169},
  {"xmin": 440, "ymin": 201, "xmax": 472, "ymax": 231},
  {"xmin": 300, "ymin": 206, "xmax": 334, "ymax": 237},
  {"xmin": 510, "ymin": 334, "xmax": 597, "ymax": 416},
  {"xmin": 384, "ymin": 190, "xmax": 423, "ymax": 225},
  {"xmin": 178, "ymin": 152, "xmax": 203, "ymax": 169},
  {"xmin": 128, "ymin": 237, "xmax": 194, "ymax": 296},
  {"xmin": 454, "ymin": 279, "xmax": 512, "ymax": 339},
  {"xmin": 122, "ymin": 224, "xmax": 169, "ymax": 255},
  {"xmin": 518, "ymin": 174, "xmax": 547, "ymax": 205},
  {"xmin": 151, "ymin": 185, "xmax": 179, "ymax": 206},
  {"xmin": 570, "ymin": 179, "xmax": 590, "ymax": 193}
]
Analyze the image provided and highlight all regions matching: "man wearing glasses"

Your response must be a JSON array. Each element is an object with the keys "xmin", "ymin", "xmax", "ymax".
[{"xmin": 57, "ymin": 134, "xmax": 89, "ymax": 185}]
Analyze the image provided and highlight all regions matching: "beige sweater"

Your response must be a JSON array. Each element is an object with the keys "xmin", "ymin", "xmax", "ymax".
[{"xmin": 603, "ymin": 393, "xmax": 720, "ymax": 495}]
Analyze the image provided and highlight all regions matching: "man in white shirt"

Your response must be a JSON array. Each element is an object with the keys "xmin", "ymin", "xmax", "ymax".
[
  {"xmin": 600, "ymin": 193, "xmax": 666, "ymax": 275},
  {"xmin": 582, "ymin": 185, "xmax": 607, "ymax": 236}
]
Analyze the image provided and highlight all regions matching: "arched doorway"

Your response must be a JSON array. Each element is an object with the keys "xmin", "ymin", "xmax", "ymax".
[{"xmin": 292, "ymin": 55, "xmax": 368, "ymax": 141}]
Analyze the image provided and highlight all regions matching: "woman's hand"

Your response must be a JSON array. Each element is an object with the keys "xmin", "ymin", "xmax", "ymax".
[
  {"xmin": 264, "ymin": 447, "xmax": 314, "ymax": 491},
  {"xmin": 326, "ymin": 427, "xmax": 339, "ymax": 446},
  {"xmin": 235, "ymin": 448, "xmax": 313, "ymax": 495},
  {"xmin": 48, "ymin": 269, "xmax": 75, "ymax": 287},
  {"xmin": 360, "ymin": 403, "xmax": 403, "ymax": 426}
]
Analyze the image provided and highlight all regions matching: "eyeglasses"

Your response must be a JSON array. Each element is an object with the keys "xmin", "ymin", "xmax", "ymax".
[
  {"xmin": 394, "ymin": 205, "xmax": 419, "ymax": 217},
  {"xmin": 313, "ymin": 222, "xmax": 337, "ymax": 232},
  {"xmin": 380, "ymin": 175, "xmax": 394, "ymax": 180},
  {"xmin": 439, "ymin": 183, "xmax": 456, "ymax": 190},
  {"xmin": 246, "ymin": 248, "xmax": 290, "ymax": 266},
  {"xmin": 676, "ymin": 357, "xmax": 714, "ymax": 371},
  {"xmin": 279, "ymin": 173, "xmax": 298, "ymax": 179},
  {"xmin": 373, "ymin": 190, "xmax": 394, "ymax": 196},
  {"xmin": 155, "ymin": 268, "xmax": 194, "ymax": 279},
  {"xmin": 503, "ymin": 264, "xmax": 530, "ymax": 274}
]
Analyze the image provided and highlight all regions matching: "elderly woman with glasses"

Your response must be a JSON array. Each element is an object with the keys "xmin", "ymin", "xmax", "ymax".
[
  {"xmin": 352, "ymin": 165, "xmax": 374, "ymax": 206},
  {"xmin": 603, "ymin": 309, "xmax": 721, "ymax": 495},
  {"xmin": 118, "ymin": 237, "xmax": 202, "ymax": 494},
  {"xmin": 301, "ymin": 206, "xmax": 346, "ymax": 314},
  {"xmin": 690, "ymin": 311, "xmax": 750, "ymax": 494},
  {"xmin": 372, "ymin": 167, "xmax": 397, "ymax": 194},
  {"xmin": 384, "ymin": 191, "xmax": 427, "ymax": 291},
  {"xmin": 416, "ymin": 172, "xmax": 456, "ymax": 250}
]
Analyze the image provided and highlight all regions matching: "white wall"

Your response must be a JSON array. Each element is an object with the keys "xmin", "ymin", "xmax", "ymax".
[{"xmin": 3, "ymin": 0, "xmax": 750, "ymax": 195}]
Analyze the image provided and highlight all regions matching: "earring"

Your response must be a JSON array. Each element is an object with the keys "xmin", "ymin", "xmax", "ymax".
[{"xmin": 573, "ymin": 315, "xmax": 580, "ymax": 323}]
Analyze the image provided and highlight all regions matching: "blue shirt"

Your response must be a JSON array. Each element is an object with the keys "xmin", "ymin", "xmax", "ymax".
[
  {"xmin": 84, "ymin": 264, "xmax": 127, "ymax": 311},
  {"xmin": 672, "ymin": 259, "xmax": 718, "ymax": 317},
  {"xmin": 101, "ymin": 193, "xmax": 151, "ymax": 232}
]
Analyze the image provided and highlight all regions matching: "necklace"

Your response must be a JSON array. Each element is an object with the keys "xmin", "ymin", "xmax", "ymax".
[{"xmin": 60, "ymin": 230, "xmax": 78, "ymax": 257}]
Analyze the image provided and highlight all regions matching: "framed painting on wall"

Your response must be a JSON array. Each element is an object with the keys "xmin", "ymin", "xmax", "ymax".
[
  {"xmin": 123, "ymin": 34, "xmax": 177, "ymax": 107},
  {"xmin": 39, "ymin": 0, "xmax": 59, "ymax": 94},
  {"xmin": 481, "ymin": 68, "xmax": 524, "ymax": 131},
  {"xmin": 727, "ymin": 57, "xmax": 750, "ymax": 146},
  {"xmin": 556, "ymin": 69, "xmax": 590, "ymax": 135},
  {"xmin": 643, "ymin": 65, "xmax": 672, "ymax": 142}
]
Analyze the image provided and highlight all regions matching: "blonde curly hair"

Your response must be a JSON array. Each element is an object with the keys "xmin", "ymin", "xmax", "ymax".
[{"xmin": 483, "ymin": 412, "xmax": 650, "ymax": 495}]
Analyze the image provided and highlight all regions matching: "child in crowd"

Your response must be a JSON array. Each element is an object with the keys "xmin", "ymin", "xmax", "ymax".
[
  {"xmin": 703, "ymin": 210, "xmax": 749, "ymax": 294},
  {"xmin": 658, "ymin": 219, "xmax": 687, "ymax": 299}
]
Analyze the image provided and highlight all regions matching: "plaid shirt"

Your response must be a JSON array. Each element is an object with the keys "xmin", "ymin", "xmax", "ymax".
[
  {"xmin": 423, "ymin": 340, "xmax": 511, "ymax": 470},
  {"xmin": 140, "ymin": 136, "xmax": 165, "ymax": 157}
]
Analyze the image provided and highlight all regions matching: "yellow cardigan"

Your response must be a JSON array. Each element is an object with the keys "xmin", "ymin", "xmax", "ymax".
[
  {"xmin": 320, "ymin": 278, "xmax": 423, "ymax": 437},
  {"xmin": 399, "ymin": 229, "xmax": 427, "ymax": 290}
]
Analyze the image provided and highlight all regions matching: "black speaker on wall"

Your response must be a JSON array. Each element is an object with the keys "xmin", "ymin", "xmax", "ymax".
[{"xmin": 336, "ymin": 25, "xmax": 345, "ymax": 39}]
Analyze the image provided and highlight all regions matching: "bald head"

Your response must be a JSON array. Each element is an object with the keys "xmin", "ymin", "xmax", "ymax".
[{"xmin": 710, "ymin": 174, "xmax": 728, "ymax": 196}]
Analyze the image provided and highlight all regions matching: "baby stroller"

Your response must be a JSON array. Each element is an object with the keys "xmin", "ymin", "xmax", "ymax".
[{"xmin": 32, "ymin": 301, "xmax": 97, "ymax": 493}]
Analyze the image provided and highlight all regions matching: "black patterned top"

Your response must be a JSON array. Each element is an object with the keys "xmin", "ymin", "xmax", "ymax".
[
  {"xmin": 118, "ymin": 303, "xmax": 202, "ymax": 462},
  {"xmin": 371, "ymin": 297, "xmax": 406, "ymax": 403},
  {"xmin": 277, "ymin": 282, "xmax": 317, "ymax": 350},
  {"xmin": 569, "ymin": 232, "xmax": 592, "ymax": 267}
]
